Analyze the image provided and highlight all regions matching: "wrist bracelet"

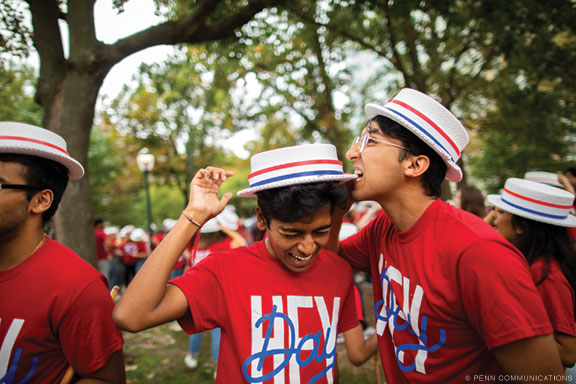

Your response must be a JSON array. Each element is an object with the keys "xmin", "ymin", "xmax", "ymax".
[{"xmin": 181, "ymin": 210, "xmax": 202, "ymax": 228}]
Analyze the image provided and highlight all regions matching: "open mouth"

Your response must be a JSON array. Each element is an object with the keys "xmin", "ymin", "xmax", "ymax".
[
  {"xmin": 289, "ymin": 252, "xmax": 314, "ymax": 267},
  {"xmin": 354, "ymin": 169, "xmax": 364, "ymax": 180}
]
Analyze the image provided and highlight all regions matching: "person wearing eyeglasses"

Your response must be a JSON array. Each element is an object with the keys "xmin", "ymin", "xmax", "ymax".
[
  {"xmin": 326, "ymin": 89, "xmax": 564, "ymax": 383},
  {"xmin": 0, "ymin": 122, "xmax": 125, "ymax": 383}
]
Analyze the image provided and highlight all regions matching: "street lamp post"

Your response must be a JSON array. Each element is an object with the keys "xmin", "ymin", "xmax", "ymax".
[{"xmin": 136, "ymin": 148, "xmax": 155, "ymax": 251}]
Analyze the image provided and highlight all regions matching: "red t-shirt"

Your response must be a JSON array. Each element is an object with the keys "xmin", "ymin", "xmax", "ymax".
[
  {"xmin": 530, "ymin": 258, "xmax": 576, "ymax": 336},
  {"xmin": 94, "ymin": 228, "xmax": 108, "ymax": 261},
  {"xmin": 0, "ymin": 237, "xmax": 123, "ymax": 382},
  {"xmin": 171, "ymin": 240, "xmax": 358, "ymax": 383},
  {"xmin": 190, "ymin": 237, "xmax": 233, "ymax": 267},
  {"xmin": 340, "ymin": 200, "xmax": 553, "ymax": 384},
  {"xmin": 121, "ymin": 240, "xmax": 147, "ymax": 265}
]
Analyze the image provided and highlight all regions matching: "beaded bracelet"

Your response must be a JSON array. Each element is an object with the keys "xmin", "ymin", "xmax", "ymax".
[{"xmin": 181, "ymin": 210, "xmax": 202, "ymax": 228}]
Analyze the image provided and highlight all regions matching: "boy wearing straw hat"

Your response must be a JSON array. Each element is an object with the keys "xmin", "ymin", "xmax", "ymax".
[
  {"xmin": 326, "ymin": 89, "xmax": 564, "ymax": 383},
  {"xmin": 0, "ymin": 122, "xmax": 125, "ymax": 382},
  {"xmin": 114, "ymin": 144, "xmax": 377, "ymax": 383}
]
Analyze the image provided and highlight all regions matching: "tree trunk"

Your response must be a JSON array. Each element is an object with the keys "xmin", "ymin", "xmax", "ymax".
[{"xmin": 47, "ymin": 69, "xmax": 105, "ymax": 267}]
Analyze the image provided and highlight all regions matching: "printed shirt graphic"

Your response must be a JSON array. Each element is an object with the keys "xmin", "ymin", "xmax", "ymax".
[
  {"xmin": 530, "ymin": 257, "xmax": 576, "ymax": 337},
  {"xmin": 340, "ymin": 200, "xmax": 553, "ymax": 384},
  {"xmin": 171, "ymin": 240, "xmax": 358, "ymax": 383},
  {"xmin": 0, "ymin": 238, "xmax": 124, "ymax": 383}
]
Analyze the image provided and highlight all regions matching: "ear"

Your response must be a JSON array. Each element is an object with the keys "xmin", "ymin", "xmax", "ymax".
[
  {"xmin": 403, "ymin": 154, "xmax": 430, "ymax": 178},
  {"xmin": 255, "ymin": 207, "xmax": 268, "ymax": 231},
  {"xmin": 29, "ymin": 189, "xmax": 54, "ymax": 215}
]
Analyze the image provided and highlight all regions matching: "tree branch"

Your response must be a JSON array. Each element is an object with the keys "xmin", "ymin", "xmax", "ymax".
[
  {"xmin": 383, "ymin": 0, "xmax": 413, "ymax": 87},
  {"xmin": 104, "ymin": 0, "xmax": 285, "ymax": 69},
  {"xmin": 25, "ymin": 0, "xmax": 66, "ymax": 108},
  {"xmin": 287, "ymin": 5, "xmax": 396, "ymax": 67},
  {"xmin": 67, "ymin": 0, "xmax": 99, "ymax": 60}
]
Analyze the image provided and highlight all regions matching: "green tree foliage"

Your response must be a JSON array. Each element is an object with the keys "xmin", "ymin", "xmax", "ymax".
[
  {"xmin": 0, "ymin": 61, "xmax": 42, "ymax": 123},
  {"xmin": 0, "ymin": 1, "xmax": 31, "ymax": 59},
  {"xmin": 0, "ymin": 0, "xmax": 286, "ymax": 264},
  {"xmin": 288, "ymin": 0, "xmax": 576, "ymax": 194},
  {"xmin": 467, "ymin": 0, "xmax": 576, "ymax": 191}
]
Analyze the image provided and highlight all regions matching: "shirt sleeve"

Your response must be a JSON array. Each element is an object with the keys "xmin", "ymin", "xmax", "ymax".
[
  {"xmin": 340, "ymin": 217, "xmax": 386, "ymax": 273},
  {"xmin": 59, "ymin": 277, "xmax": 124, "ymax": 376},
  {"xmin": 170, "ymin": 254, "xmax": 227, "ymax": 333},
  {"xmin": 457, "ymin": 240, "xmax": 553, "ymax": 350}
]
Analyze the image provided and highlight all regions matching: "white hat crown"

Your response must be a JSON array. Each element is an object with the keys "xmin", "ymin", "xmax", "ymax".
[
  {"xmin": 524, "ymin": 171, "xmax": 562, "ymax": 188},
  {"xmin": 201, "ymin": 217, "xmax": 221, "ymax": 233},
  {"xmin": 364, "ymin": 88, "xmax": 469, "ymax": 182},
  {"xmin": 0, "ymin": 122, "xmax": 84, "ymax": 180},
  {"xmin": 487, "ymin": 178, "xmax": 576, "ymax": 227},
  {"xmin": 237, "ymin": 144, "xmax": 356, "ymax": 197},
  {"xmin": 130, "ymin": 228, "xmax": 147, "ymax": 242}
]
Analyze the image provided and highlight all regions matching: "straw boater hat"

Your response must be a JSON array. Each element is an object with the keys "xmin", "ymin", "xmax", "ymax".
[
  {"xmin": 0, "ymin": 121, "xmax": 84, "ymax": 180},
  {"xmin": 237, "ymin": 143, "xmax": 356, "ymax": 197},
  {"xmin": 487, "ymin": 178, "xmax": 576, "ymax": 227},
  {"xmin": 364, "ymin": 88, "xmax": 469, "ymax": 182},
  {"xmin": 217, "ymin": 205, "xmax": 240, "ymax": 230},
  {"xmin": 130, "ymin": 228, "xmax": 147, "ymax": 242},
  {"xmin": 200, "ymin": 217, "xmax": 221, "ymax": 233},
  {"xmin": 524, "ymin": 171, "xmax": 562, "ymax": 188}
]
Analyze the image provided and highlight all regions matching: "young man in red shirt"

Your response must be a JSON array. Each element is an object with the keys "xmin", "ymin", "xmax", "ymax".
[
  {"xmin": 114, "ymin": 144, "xmax": 377, "ymax": 383},
  {"xmin": 327, "ymin": 88, "xmax": 564, "ymax": 383},
  {"xmin": 0, "ymin": 122, "xmax": 124, "ymax": 383}
]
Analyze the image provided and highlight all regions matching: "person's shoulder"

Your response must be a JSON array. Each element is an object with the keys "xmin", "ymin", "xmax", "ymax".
[
  {"xmin": 42, "ymin": 237, "xmax": 103, "ymax": 279},
  {"xmin": 316, "ymin": 247, "xmax": 353, "ymax": 271},
  {"xmin": 436, "ymin": 201, "xmax": 500, "ymax": 239},
  {"xmin": 433, "ymin": 201, "xmax": 524, "ymax": 259}
]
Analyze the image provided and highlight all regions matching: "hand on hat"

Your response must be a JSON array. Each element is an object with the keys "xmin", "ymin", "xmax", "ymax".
[{"xmin": 186, "ymin": 167, "xmax": 234, "ymax": 226}]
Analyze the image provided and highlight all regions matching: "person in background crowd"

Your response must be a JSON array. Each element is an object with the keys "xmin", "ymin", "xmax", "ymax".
[
  {"xmin": 105, "ymin": 226, "xmax": 124, "ymax": 291},
  {"xmin": 488, "ymin": 178, "xmax": 576, "ymax": 367},
  {"xmin": 326, "ymin": 88, "xmax": 563, "ymax": 383},
  {"xmin": 130, "ymin": 228, "xmax": 149, "ymax": 274},
  {"xmin": 183, "ymin": 207, "xmax": 245, "ymax": 375},
  {"xmin": 0, "ymin": 122, "xmax": 125, "ymax": 383},
  {"xmin": 114, "ymin": 144, "xmax": 378, "ymax": 382},
  {"xmin": 120, "ymin": 225, "xmax": 137, "ymax": 285},
  {"xmin": 454, "ymin": 184, "xmax": 486, "ymax": 218},
  {"xmin": 564, "ymin": 169, "xmax": 576, "ymax": 195},
  {"xmin": 94, "ymin": 217, "xmax": 112, "ymax": 283}
]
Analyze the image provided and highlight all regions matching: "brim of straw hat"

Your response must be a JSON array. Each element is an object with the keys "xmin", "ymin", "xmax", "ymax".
[
  {"xmin": 487, "ymin": 194, "xmax": 576, "ymax": 227},
  {"xmin": 237, "ymin": 173, "xmax": 357, "ymax": 198}
]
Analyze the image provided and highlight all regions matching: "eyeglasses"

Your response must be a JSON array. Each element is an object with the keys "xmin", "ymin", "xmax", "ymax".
[
  {"xmin": 0, "ymin": 184, "xmax": 45, "ymax": 191},
  {"xmin": 351, "ymin": 133, "xmax": 409, "ymax": 153}
]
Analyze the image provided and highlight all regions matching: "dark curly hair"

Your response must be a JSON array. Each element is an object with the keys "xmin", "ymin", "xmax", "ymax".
[
  {"xmin": 256, "ymin": 181, "xmax": 349, "ymax": 227},
  {"xmin": 511, "ymin": 215, "xmax": 576, "ymax": 311}
]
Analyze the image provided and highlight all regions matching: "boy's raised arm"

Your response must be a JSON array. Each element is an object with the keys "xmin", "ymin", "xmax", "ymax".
[{"xmin": 113, "ymin": 167, "xmax": 234, "ymax": 332}]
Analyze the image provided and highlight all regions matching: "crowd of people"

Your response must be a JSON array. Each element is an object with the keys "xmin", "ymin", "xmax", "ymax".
[{"xmin": 2, "ymin": 87, "xmax": 576, "ymax": 383}]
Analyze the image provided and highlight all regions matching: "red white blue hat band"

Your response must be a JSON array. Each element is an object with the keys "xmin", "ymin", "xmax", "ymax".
[
  {"xmin": 0, "ymin": 122, "xmax": 84, "ymax": 180},
  {"xmin": 487, "ymin": 178, "xmax": 576, "ymax": 227},
  {"xmin": 364, "ymin": 88, "xmax": 469, "ymax": 182},
  {"xmin": 237, "ymin": 144, "xmax": 357, "ymax": 197}
]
